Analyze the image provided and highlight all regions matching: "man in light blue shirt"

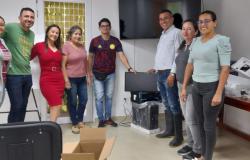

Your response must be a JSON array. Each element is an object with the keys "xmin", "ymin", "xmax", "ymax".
[{"xmin": 149, "ymin": 9, "xmax": 183, "ymax": 147}]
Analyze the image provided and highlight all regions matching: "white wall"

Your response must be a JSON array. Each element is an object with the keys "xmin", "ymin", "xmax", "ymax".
[
  {"xmin": 0, "ymin": 0, "xmax": 37, "ymax": 24},
  {"xmin": 204, "ymin": 0, "xmax": 250, "ymax": 60},
  {"xmin": 0, "ymin": 0, "xmax": 158, "ymax": 122},
  {"xmin": 1, "ymin": 0, "xmax": 250, "ymax": 124},
  {"xmin": 204, "ymin": 0, "xmax": 250, "ymax": 134},
  {"xmin": 0, "ymin": 0, "xmax": 42, "ymax": 123},
  {"xmin": 1, "ymin": 0, "xmax": 250, "ymax": 135},
  {"xmin": 91, "ymin": 0, "xmax": 158, "ymax": 117}
]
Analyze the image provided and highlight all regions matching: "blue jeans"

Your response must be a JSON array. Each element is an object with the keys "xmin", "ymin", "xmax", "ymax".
[
  {"xmin": 157, "ymin": 69, "xmax": 181, "ymax": 115},
  {"xmin": 66, "ymin": 77, "xmax": 88, "ymax": 125},
  {"xmin": 6, "ymin": 75, "xmax": 33, "ymax": 123},
  {"xmin": 93, "ymin": 73, "xmax": 115, "ymax": 121}
]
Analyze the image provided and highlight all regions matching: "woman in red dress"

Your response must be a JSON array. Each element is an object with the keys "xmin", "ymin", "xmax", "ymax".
[{"xmin": 31, "ymin": 24, "xmax": 65, "ymax": 122}]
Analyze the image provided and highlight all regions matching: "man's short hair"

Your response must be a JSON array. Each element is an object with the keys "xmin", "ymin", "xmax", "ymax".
[
  {"xmin": 159, "ymin": 9, "xmax": 173, "ymax": 16},
  {"xmin": 20, "ymin": 7, "xmax": 35, "ymax": 16},
  {"xmin": 98, "ymin": 18, "xmax": 111, "ymax": 27}
]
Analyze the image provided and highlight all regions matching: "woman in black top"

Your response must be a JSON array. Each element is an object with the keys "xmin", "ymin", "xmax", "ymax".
[{"xmin": 170, "ymin": 19, "xmax": 202, "ymax": 160}]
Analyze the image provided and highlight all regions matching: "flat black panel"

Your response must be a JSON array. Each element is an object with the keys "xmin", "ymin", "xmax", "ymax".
[
  {"xmin": 0, "ymin": 122, "xmax": 62, "ymax": 160},
  {"xmin": 8, "ymin": 143, "xmax": 33, "ymax": 160},
  {"xmin": 125, "ymin": 72, "xmax": 158, "ymax": 92},
  {"xmin": 119, "ymin": 0, "xmax": 201, "ymax": 39}
]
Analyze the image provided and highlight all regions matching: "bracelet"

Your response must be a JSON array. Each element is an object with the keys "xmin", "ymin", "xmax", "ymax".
[{"xmin": 128, "ymin": 67, "xmax": 132, "ymax": 72}]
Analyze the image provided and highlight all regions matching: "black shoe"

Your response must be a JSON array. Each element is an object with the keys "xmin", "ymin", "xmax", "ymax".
[
  {"xmin": 177, "ymin": 145, "xmax": 192, "ymax": 156},
  {"xmin": 105, "ymin": 118, "xmax": 118, "ymax": 127},
  {"xmin": 155, "ymin": 130, "xmax": 174, "ymax": 138},
  {"xmin": 169, "ymin": 136, "xmax": 183, "ymax": 147},
  {"xmin": 98, "ymin": 120, "xmax": 106, "ymax": 128},
  {"xmin": 182, "ymin": 151, "xmax": 201, "ymax": 160}
]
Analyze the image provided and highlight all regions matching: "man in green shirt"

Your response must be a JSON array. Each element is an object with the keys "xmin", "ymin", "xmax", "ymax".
[{"xmin": 1, "ymin": 7, "xmax": 35, "ymax": 122}]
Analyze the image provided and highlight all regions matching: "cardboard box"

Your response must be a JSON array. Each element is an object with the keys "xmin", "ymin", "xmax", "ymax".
[{"xmin": 62, "ymin": 128, "xmax": 115, "ymax": 160}]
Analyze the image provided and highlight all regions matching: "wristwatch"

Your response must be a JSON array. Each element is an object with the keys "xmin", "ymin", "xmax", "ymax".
[{"xmin": 128, "ymin": 67, "xmax": 132, "ymax": 72}]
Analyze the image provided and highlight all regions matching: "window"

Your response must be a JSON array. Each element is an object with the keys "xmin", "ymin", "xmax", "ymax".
[{"xmin": 44, "ymin": 1, "xmax": 85, "ymax": 43}]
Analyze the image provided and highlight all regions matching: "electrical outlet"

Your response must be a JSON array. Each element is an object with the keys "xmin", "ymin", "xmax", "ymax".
[{"xmin": 124, "ymin": 97, "xmax": 130, "ymax": 102}]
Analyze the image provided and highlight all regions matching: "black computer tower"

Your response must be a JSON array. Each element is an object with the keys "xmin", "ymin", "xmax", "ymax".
[
  {"xmin": 130, "ymin": 91, "xmax": 161, "ymax": 104},
  {"xmin": 132, "ymin": 101, "xmax": 159, "ymax": 130}
]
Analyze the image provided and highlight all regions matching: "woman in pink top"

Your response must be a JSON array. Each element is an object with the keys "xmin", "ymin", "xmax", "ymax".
[{"xmin": 62, "ymin": 25, "xmax": 89, "ymax": 134}]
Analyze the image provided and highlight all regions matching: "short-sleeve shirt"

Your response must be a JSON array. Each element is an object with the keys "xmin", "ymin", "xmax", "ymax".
[
  {"xmin": 62, "ymin": 41, "xmax": 87, "ymax": 78},
  {"xmin": 1, "ymin": 23, "xmax": 34, "ymax": 75},
  {"xmin": 89, "ymin": 35, "xmax": 123, "ymax": 74},
  {"xmin": 188, "ymin": 34, "xmax": 231, "ymax": 83}
]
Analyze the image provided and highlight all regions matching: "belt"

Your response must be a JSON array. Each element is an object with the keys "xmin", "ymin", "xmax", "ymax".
[
  {"xmin": 157, "ymin": 69, "xmax": 169, "ymax": 74},
  {"xmin": 42, "ymin": 66, "xmax": 61, "ymax": 72}
]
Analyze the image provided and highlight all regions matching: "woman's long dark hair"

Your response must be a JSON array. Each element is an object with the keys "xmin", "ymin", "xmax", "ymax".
[
  {"xmin": 0, "ymin": 16, "xmax": 5, "ymax": 23},
  {"xmin": 178, "ymin": 19, "xmax": 199, "ymax": 50},
  {"xmin": 45, "ymin": 24, "xmax": 62, "ymax": 50}
]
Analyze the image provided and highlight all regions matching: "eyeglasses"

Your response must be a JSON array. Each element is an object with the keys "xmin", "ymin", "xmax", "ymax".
[{"xmin": 197, "ymin": 19, "xmax": 213, "ymax": 25}]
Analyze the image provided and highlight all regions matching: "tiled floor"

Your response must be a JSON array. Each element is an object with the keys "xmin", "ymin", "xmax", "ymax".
[{"xmin": 61, "ymin": 120, "xmax": 250, "ymax": 160}]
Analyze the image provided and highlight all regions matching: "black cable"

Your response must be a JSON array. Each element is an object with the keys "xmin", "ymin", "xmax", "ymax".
[{"xmin": 118, "ymin": 98, "xmax": 132, "ymax": 127}]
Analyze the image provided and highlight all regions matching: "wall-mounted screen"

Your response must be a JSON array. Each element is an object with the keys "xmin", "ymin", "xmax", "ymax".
[{"xmin": 119, "ymin": 0, "xmax": 201, "ymax": 39}]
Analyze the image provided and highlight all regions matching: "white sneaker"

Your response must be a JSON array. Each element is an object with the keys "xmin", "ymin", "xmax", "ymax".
[{"xmin": 71, "ymin": 125, "xmax": 80, "ymax": 134}]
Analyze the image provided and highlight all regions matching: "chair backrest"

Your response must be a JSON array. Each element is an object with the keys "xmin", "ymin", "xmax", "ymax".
[{"xmin": 0, "ymin": 121, "xmax": 62, "ymax": 160}]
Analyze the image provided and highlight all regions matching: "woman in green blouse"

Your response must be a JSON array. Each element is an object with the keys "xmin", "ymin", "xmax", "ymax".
[{"xmin": 181, "ymin": 10, "xmax": 232, "ymax": 160}]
